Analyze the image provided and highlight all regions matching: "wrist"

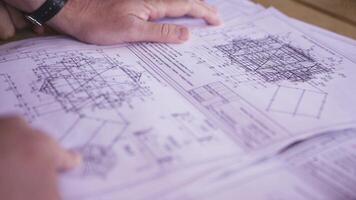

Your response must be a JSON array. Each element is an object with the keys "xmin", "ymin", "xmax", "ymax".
[
  {"xmin": 25, "ymin": 0, "xmax": 69, "ymax": 27},
  {"xmin": 48, "ymin": 0, "xmax": 87, "ymax": 37}
]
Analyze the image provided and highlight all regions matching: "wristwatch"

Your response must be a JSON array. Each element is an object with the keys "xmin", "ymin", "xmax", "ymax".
[{"xmin": 25, "ymin": 0, "xmax": 68, "ymax": 26}]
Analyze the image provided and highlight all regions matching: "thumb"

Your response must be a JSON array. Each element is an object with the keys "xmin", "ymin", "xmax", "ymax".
[
  {"xmin": 55, "ymin": 148, "xmax": 82, "ymax": 172},
  {"xmin": 129, "ymin": 20, "xmax": 190, "ymax": 43}
]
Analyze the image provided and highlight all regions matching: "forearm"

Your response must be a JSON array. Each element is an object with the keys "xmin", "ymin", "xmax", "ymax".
[{"xmin": 2, "ymin": 0, "xmax": 45, "ymax": 12}]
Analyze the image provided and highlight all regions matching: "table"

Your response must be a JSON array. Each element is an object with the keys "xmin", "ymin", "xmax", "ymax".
[{"xmin": 253, "ymin": 0, "xmax": 356, "ymax": 39}]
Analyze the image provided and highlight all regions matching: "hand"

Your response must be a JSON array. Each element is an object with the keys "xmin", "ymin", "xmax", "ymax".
[
  {"xmin": 49, "ymin": 0, "xmax": 221, "ymax": 45},
  {"xmin": 0, "ymin": 116, "xmax": 81, "ymax": 200}
]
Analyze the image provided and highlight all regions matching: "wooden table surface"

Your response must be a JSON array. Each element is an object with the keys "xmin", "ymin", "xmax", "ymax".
[
  {"xmin": 253, "ymin": 0, "xmax": 356, "ymax": 39},
  {"xmin": 1, "ymin": 0, "xmax": 356, "ymax": 45}
]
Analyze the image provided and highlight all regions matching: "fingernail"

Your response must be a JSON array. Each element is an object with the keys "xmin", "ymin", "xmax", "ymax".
[
  {"xmin": 216, "ymin": 17, "xmax": 223, "ymax": 25},
  {"xmin": 176, "ymin": 27, "xmax": 189, "ymax": 41},
  {"xmin": 211, "ymin": 16, "xmax": 223, "ymax": 26}
]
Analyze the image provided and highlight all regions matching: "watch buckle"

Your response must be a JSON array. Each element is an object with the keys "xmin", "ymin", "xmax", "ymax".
[{"xmin": 25, "ymin": 15, "xmax": 43, "ymax": 26}]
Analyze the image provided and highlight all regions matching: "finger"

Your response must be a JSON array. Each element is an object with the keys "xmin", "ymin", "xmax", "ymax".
[
  {"xmin": 55, "ymin": 148, "xmax": 82, "ymax": 172},
  {"xmin": 125, "ymin": 17, "xmax": 189, "ymax": 43},
  {"xmin": 147, "ymin": 0, "xmax": 221, "ymax": 25},
  {"xmin": 5, "ymin": 5, "xmax": 29, "ymax": 29},
  {"xmin": 186, "ymin": 1, "xmax": 221, "ymax": 25},
  {"xmin": 21, "ymin": 127, "xmax": 82, "ymax": 172},
  {"xmin": 0, "ymin": 2, "xmax": 15, "ymax": 40},
  {"xmin": 196, "ymin": 0, "xmax": 219, "ymax": 15},
  {"xmin": 33, "ymin": 25, "xmax": 46, "ymax": 35}
]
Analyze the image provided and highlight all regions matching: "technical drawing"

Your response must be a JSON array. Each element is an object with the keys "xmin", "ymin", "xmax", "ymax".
[
  {"xmin": 26, "ymin": 50, "xmax": 155, "ymax": 178},
  {"xmin": 132, "ymin": 127, "xmax": 178, "ymax": 167},
  {"xmin": 30, "ymin": 50, "xmax": 152, "ymax": 116},
  {"xmin": 210, "ymin": 36, "xmax": 333, "ymax": 119},
  {"xmin": 188, "ymin": 82, "xmax": 242, "ymax": 134},
  {"xmin": 266, "ymin": 85, "xmax": 328, "ymax": 119},
  {"xmin": 0, "ymin": 46, "xmax": 239, "ymax": 185},
  {"xmin": 63, "ymin": 111, "xmax": 231, "ymax": 184},
  {"xmin": 130, "ymin": 113, "xmax": 222, "ymax": 168},
  {"xmin": 188, "ymin": 82, "xmax": 280, "ymax": 150},
  {"xmin": 24, "ymin": 49, "xmax": 235, "ymax": 182},
  {"xmin": 75, "ymin": 144, "xmax": 118, "ymax": 178},
  {"xmin": 0, "ymin": 73, "xmax": 35, "ymax": 120},
  {"xmin": 0, "ymin": 15, "xmax": 355, "ymax": 200},
  {"xmin": 215, "ymin": 36, "xmax": 332, "ymax": 83}
]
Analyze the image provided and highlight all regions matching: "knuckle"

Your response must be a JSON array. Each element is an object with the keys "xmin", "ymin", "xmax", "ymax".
[
  {"xmin": 160, "ymin": 24, "xmax": 172, "ymax": 38},
  {"xmin": 126, "ymin": 18, "xmax": 139, "ymax": 33},
  {"xmin": 122, "ymin": 17, "xmax": 140, "ymax": 41},
  {"xmin": 77, "ymin": 27, "xmax": 99, "ymax": 44}
]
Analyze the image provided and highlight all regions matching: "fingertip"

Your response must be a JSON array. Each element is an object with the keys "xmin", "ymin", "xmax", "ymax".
[
  {"xmin": 57, "ymin": 150, "xmax": 82, "ymax": 172},
  {"xmin": 207, "ymin": 15, "xmax": 223, "ymax": 26},
  {"xmin": 216, "ymin": 18, "xmax": 223, "ymax": 26},
  {"xmin": 69, "ymin": 150, "xmax": 82, "ymax": 167}
]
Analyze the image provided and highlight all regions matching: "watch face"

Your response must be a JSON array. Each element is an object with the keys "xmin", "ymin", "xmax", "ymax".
[{"xmin": 25, "ymin": 15, "xmax": 43, "ymax": 26}]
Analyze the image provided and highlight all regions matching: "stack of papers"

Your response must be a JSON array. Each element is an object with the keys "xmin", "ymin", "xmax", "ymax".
[{"xmin": 0, "ymin": 0, "xmax": 356, "ymax": 199}]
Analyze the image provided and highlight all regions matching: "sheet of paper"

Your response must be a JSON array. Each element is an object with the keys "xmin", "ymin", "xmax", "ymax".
[
  {"xmin": 159, "ymin": 127, "xmax": 356, "ymax": 200},
  {"xmin": 0, "ymin": 37, "xmax": 252, "ymax": 199},
  {"xmin": 290, "ymin": 18, "xmax": 356, "ymax": 62},
  {"xmin": 77, "ymin": 8, "xmax": 355, "ymax": 200},
  {"xmin": 0, "ymin": 37, "xmax": 277, "ymax": 200},
  {"xmin": 0, "ymin": 3, "xmax": 356, "ymax": 200},
  {"xmin": 160, "ymin": 0, "xmax": 356, "ymax": 62},
  {"xmin": 130, "ymin": 8, "xmax": 356, "ymax": 149}
]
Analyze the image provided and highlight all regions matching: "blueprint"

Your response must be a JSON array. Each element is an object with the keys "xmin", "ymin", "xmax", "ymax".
[
  {"xmin": 161, "ymin": 0, "xmax": 356, "ymax": 63},
  {"xmin": 158, "ymin": 128, "xmax": 356, "ymax": 200},
  {"xmin": 131, "ymin": 9, "xmax": 356, "ymax": 149},
  {"xmin": 0, "ymin": 2, "xmax": 356, "ymax": 200},
  {"xmin": 0, "ymin": 39, "xmax": 248, "ymax": 199}
]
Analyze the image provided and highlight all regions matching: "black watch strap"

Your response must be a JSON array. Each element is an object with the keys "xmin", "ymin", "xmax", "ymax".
[{"xmin": 25, "ymin": 0, "xmax": 68, "ymax": 26}]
